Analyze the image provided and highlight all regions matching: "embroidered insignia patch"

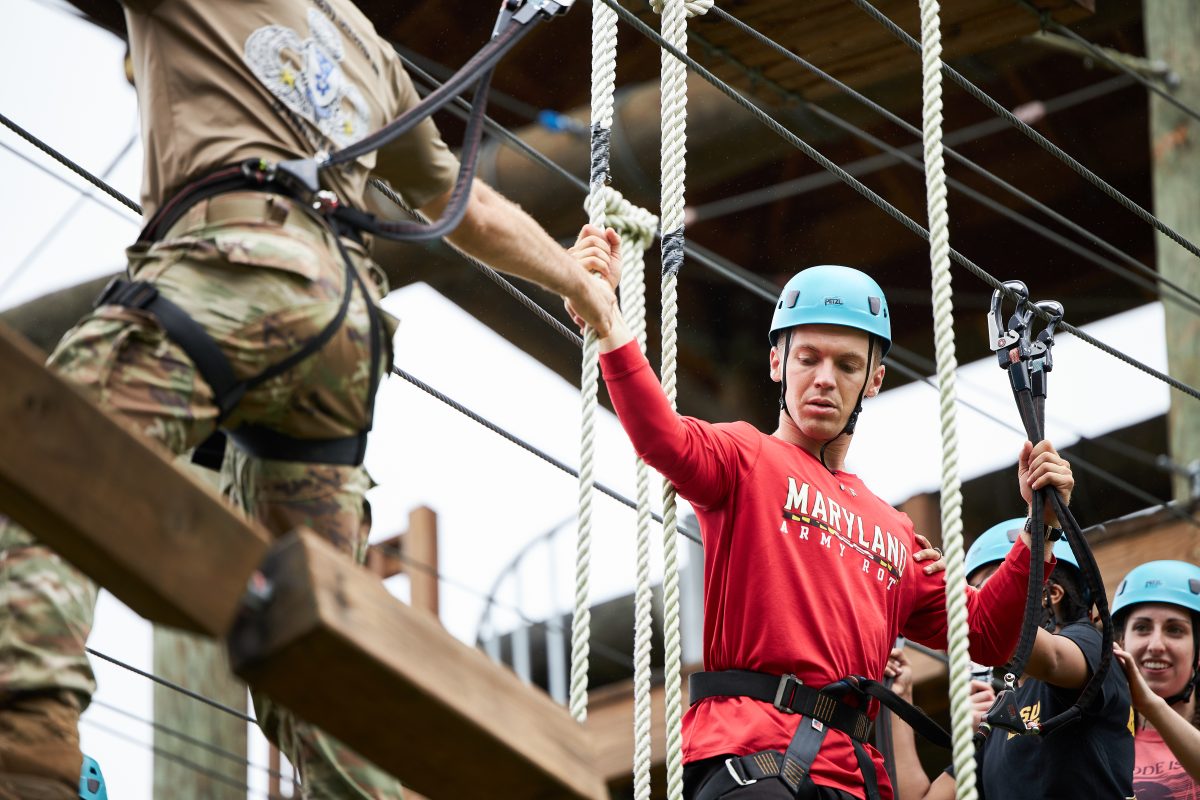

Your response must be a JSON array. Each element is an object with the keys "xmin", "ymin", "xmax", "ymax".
[{"xmin": 244, "ymin": 9, "xmax": 371, "ymax": 149}]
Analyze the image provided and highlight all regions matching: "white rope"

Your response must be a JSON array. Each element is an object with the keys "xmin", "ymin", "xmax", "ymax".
[
  {"xmin": 570, "ymin": 0, "xmax": 620, "ymax": 725},
  {"xmin": 916, "ymin": 1, "xmax": 975, "ymax": 797},
  {"xmin": 654, "ymin": 0, "xmax": 704, "ymax": 797},
  {"xmin": 611, "ymin": 191, "xmax": 659, "ymax": 800}
]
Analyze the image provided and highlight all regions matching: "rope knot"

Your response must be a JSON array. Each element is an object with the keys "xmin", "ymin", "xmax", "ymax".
[
  {"xmin": 597, "ymin": 186, "xmax": 658, "ymax": 250},
  {"xmin": 650, "ymin": 0, "xmax": 714, "ymax": 18}
]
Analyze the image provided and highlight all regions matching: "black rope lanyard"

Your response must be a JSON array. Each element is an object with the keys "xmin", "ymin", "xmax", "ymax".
[{"xmin": 979, "ymin": 284, "xmax": 1115, "ymax": 740}]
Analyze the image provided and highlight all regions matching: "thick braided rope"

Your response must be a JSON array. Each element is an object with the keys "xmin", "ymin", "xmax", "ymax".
[
  {"xmin": 916, "ymin": 1, "xmax": 975, "ymax": 797},
  {"xmin": 570, "ymin": 0, "xmax": 621, "ymax": 725},
  {"xmin": 655, "ymin": 0, "xmax": 707, "ymax": 797},
  {"xmin": 610, "ymin": 191, "xmax": 659, "ymax": 800}
]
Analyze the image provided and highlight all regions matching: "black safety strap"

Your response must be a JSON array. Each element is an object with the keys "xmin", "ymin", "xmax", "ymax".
[
  {"xmin": 690, "ymin": 670, "xmax": 951, "ymax": 799},
  {"xmin": 94, "ymin": 278, "xmax": 245, "ymax": 418},
  {"xmin": 986, "ymin": 287, "xmax": 1114, "ymax": 739}
]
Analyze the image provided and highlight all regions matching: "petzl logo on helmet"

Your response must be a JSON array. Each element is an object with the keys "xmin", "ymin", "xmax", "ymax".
[{"xmin": 824, "ymin": 297, "xmax": 844, "ymax": 306}]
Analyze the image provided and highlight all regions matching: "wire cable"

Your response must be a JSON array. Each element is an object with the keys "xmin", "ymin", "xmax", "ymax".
[
  {"xmin": 80, "ymin": 717, "xmax": 283, "ymax": 800},
  {"xmin": 89, "ymin": 698, "xmax": 287, "ymax": 781},
  {"xmin": 696, "ymin": 9, "xmax": 1200, "ymax": 316},
  {"xmin": 599, "ymin": 0, "xmax": 1200, "ymax": 402},
  {"xmin": 0, "ymin": 112, "xmax": 142, "ymax": 214},
  {"xmin": 0, "ymin": 139, "xmax": 138, "ymax": 224},
  {"xmin": 847, "ymin": 0, "xmax": 1200, "ymax": 264},
  {"xmin": 390, "ymin": 363, "xmax": 702, "ymax": 545},
  {"xmin": 86, "ymin": 647, "xmax": 257, "ymax": 724}
]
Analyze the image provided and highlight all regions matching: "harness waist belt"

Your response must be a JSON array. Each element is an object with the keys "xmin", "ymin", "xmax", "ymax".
[
  {"xmin": 690, "ymin": 670, "xmax": 872, "ymax": 744},
  {"xmin": 228, "ymin": 425, "xmax": 367, "ymax": 466}
]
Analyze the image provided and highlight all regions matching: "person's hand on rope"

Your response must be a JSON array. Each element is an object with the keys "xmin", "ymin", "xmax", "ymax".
[
  {"xmin": 566, "ymin": 224, "xmax": 633, "ymax": 350},
  {"xmin": 884, "ymin": 646, "xmax": 915, "ymax": 701},
  {"xmin": 1017, "ymin": 439, "xmax": 1074, "ymax": 532},
  {"xmin": 913, "ymin": 532, "xmax": 946, "ymax": 576}
]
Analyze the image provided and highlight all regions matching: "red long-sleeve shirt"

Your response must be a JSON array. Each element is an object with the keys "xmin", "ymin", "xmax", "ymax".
[{"xmin": 600, "ymin": 341, "xmax": 1048, "ymax": 799}]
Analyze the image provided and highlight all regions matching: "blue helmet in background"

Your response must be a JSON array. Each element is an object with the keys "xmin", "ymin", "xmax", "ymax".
[
  {"xmin": 965, "ymin": 517, "xmax": 1082, "ymax": 582},
  {"xmin": 1112, "ymin": 560, "xmax": 1200, "ymax": 619},
  {"xmin": 79, "ymin": 756, "xmax": 107, "ymax": 800},
  {"xmin": 768, "ymin": 265, "xmax": 892, "ymax": 353}
]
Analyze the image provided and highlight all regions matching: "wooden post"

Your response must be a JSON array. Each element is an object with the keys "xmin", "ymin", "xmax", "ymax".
[
  {"xmin": 153, "ymin": 461, "xmax": 248, "ymax": 799},
  {"xmin": 405, "ymin": 506, "xmax": 439, "ymax": 617},
  {"xmin": 365, "ymin": 506, "xmax": 440, "ymax": 617},
  {"xmin": 1145, "ymin": 4, "xmax": 1200, "ymax": 502}
]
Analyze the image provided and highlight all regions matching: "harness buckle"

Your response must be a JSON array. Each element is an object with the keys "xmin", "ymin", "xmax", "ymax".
[
  {"xmin": 724, "ymin": 757, "xmax": 758, "ymax": 787},
  {"xmin": 95, "ymin": 278, "xmax": 159, "ymax": 311},
  {"xmin": 773, "ymin": 673, "xmax": 803, "ymax": 714}
]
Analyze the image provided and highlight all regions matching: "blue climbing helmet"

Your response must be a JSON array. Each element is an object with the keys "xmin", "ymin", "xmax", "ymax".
[
  {"xmin": 1112, "ymin": 560, "xmax": 1200, "ymax": 706},
  {"xmin": 964, "ymin": 517, "xmax": 1082, "ymax": 582},
  {"xmin": 768, "ymin": 265, "xmax": 892, "ymax": 354},
  {"xmin": 1112, "ymin": 560, "xmax": 1200, "ymax": 619},
  {"xmin": 79, "ymin": 755, "xmax": 107, "ymax": 800}
]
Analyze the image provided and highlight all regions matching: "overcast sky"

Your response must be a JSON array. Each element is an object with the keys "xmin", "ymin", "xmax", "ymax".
[{"xmin": 0, "ymin": 1, "xmax": 1179, "ymax": 798}]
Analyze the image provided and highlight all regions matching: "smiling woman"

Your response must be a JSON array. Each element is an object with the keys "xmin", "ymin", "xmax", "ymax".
[{"xmin": 1112, "ymin": 560, "xmax": 1200, "ymax": 799}]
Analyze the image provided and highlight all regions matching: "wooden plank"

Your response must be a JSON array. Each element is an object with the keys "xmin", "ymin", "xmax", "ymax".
[
  {"xmin": 228, "ymin": 529, "xmax": 607, "ymax": 800},
  {"xmin": 0, "ymin": 322, "xmax": 271, "ymax": 634}
]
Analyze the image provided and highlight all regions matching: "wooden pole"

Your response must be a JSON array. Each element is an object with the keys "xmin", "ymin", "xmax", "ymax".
[
  {"xmin": 1145, "ymin": 3, "xmax": 1200, "ymax": 501},
  {"xmin": 153, "ymin": 461, "xmax": 248, "ymax": 799}
]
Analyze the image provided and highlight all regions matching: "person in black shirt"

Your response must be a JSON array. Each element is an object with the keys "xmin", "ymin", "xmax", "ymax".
[{"xmin": 896, "ymin": 519, "xmax": 1135, "ymax": 800}]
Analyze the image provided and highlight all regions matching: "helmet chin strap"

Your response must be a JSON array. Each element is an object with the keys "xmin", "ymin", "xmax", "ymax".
[{"xmin": 778, "ymin": 330, "xmax": 875, "ymax": 473}]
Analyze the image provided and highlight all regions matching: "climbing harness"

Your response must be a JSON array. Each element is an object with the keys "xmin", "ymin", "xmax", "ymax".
[
  {"xmin": 94, "ymin": 0, "xmax": 580, "ymax": 467},
  {"xmin": 96, "ymin": 159, "xmax": 385, "ymax": 466},
  {"xmin": 687, "ymin": 670, "xmax": 949, "ymax": 800},
  {"xmin": 979, "ymin": 284, "xmax": 1116, "ymax": 739}
]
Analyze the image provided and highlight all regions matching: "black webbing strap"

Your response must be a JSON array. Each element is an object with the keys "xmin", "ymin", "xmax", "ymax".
[
  {"xmin": 228, "ymin": 425, "xmax": 366, "ymax": 466},
  {"xmin": 690, "ymin": 671, "xmax": 872, "ymax": 744},
  {"xmin": 94, "ymin": 279, "xmax": 245, "ymax": 418}
]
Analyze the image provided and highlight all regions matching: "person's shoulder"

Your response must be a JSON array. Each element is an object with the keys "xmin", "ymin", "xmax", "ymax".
[{"xmin": 1057, "ymin": 620, "xmax": 1102, "ymax": 650}]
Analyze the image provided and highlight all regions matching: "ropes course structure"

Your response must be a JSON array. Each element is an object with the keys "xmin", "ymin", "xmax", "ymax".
[{"xmin": 5, "ymin": 1, "xmax": 1200, "ymax": 797}]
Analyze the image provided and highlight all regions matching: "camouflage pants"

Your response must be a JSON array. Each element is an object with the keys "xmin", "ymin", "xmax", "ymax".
[{"xmin": 0, "ymin": 191, "xmax": 403, "ymax": 799}]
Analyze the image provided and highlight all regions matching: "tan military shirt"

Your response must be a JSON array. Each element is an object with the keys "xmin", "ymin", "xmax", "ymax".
[{"xmin": 123, "ymin": 0, "xmax": 460, "ymax": 219}]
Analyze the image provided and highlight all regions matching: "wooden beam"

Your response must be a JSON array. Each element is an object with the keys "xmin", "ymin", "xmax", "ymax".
[
  {"xmin": 0, "ymin": 322, "xmax": 270, "ymax": 634},
  {"xmin": 228, "ymin": 530, "xmax": 607, "ymax": 800}
]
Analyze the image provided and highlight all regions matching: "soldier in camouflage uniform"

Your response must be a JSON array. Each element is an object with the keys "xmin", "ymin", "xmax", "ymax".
[{"xmin": 0, "ymin": 0, "xmax": 616, "ymax": 798}]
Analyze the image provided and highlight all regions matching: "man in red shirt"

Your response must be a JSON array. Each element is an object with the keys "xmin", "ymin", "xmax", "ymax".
[{"xmin": 569, "ymin": 226, "xmax": 1073, "ymax": 800}]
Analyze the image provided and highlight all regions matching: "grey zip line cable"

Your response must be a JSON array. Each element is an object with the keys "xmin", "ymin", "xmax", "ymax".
[
  {"xmin": 0, "ymin": 139, "xmax": 138, "ymax": 224},
  {"xmin": 1029, "ymin": 7, "xmax": 1200, "ymax": 128},
  {"xmin": 687, "ymin": 74, "xmax": 1134, "ymax": 222},
  {"xmin": 2, "ymin": 70, "xmax": 1179, "ymax": 513},
  {"xmin": 86, "ymin": 647, "xmax": 257, "ymax": 724},
  {"xmin": 390, "ymin": 363, "xmax": 698, "ymax": 545},
  {"xmin": 0, "ymin": 132, "xmax": 138, "ymax": 301},
  {"xmin": 694, "ymin": 9, "xmax": 1200, "ymax": 316},
  {"xmin": 847, "ymin": 0, "xmax": 1200, "ymax": 264},
  {"xmin": 0, "ymin": 112, "xmax": 142, "ymax": 215},
  {"xmin": 89, "ymin": 698, "xmax": 287, "ymax": 781},
  {"xmin": 598, "ymin": 0, "xmax": 1200, "ymax": 402},
  {"xmin": 2, "ymin": 74, "xmax": 1186, "ymax": 503},
  {"xmin": 80, "ymin": 717, "xmax": 284, "ymax": 800}
]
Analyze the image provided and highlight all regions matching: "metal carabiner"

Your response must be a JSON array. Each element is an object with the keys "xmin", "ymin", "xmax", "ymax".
[
  {"xmin": 1027, "ymin": 300, "xmax": 1064, "ymax": 399},
  {"xmin": 988, "ymin": 280, "xmax": 1030, "ymax": 367},
  {"xmin": 493, "ymin": 0, "xmax": 576, "ymax": 36}
]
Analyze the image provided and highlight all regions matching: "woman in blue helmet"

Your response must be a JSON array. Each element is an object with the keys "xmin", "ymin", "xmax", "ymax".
[
  {"xmin": 569, "ymin": 227, "xmax": 1074, "ymax": 800},
  {"xmin": 907, "ymin": 518, "xmax": 1134, "ymax": 800},
  {"xmin": 1112, "ymin": 560, "xmax": 1200, "ymax": 798}
]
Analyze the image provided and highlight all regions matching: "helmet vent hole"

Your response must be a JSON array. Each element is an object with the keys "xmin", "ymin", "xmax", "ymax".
[
  {"xmin": 785, "ymin": 290, "xmax": 800, "ymax": 309},
  {"xmin": 1190, "ymin": 578, "xmax": 1200, "ymax": 595},
  {"xmin": 869, "ymin": 296, "xmax": 882, "ymax": 316}
]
